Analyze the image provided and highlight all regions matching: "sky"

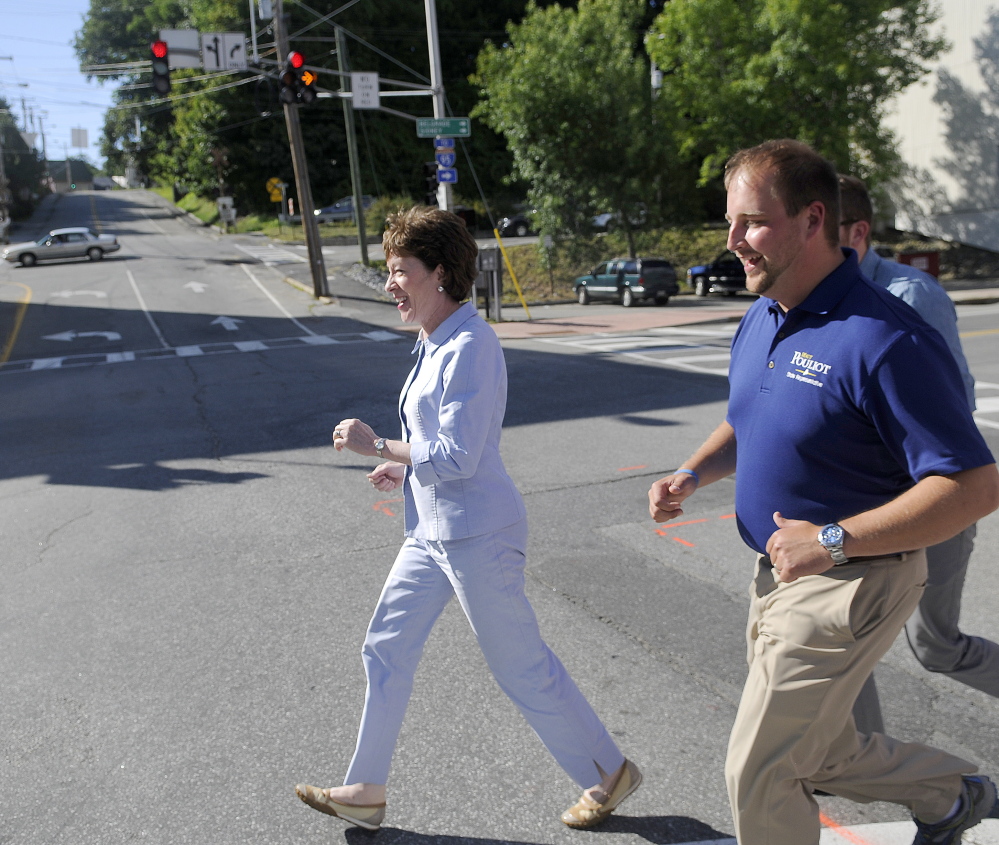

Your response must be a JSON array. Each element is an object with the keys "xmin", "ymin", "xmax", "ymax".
[{"xmin": 0, "ymin": 0, "xmax": 117, "ymax": 170}]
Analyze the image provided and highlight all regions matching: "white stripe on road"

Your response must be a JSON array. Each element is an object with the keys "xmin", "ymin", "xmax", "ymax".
[
  {"xmin": 0, "ymin": 330, "xmax": 404, "ymax": 375},
  {"xmin": 140, "ymin": 208, "xmax": 170, "ymax": 236},
  {"xmin": 974, "ymin": 383, "xmax": 999, "ymax": 429},
  {"xmin": 126, "ymin": 268, "xmax": 170, "ymax": 349},
  {"xmin": 240, "ymin": 263, "xmax": 317, "ymax": 336},
  {"xmin": 666, "ymin": 819, "xmax": 999, "ymax": 845},
  {"xmin": 234, "ymin": 243, "xmax": 307, "ymax": 265}
]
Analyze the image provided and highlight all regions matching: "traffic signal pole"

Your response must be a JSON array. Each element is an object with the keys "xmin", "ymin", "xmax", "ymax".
[
  {"xmin": 335, "ymin": 26, "xmax": 369, "ymax": 266},
  {"xmin": 274, "ymin": 0, "xmax": 328, "ymax": 298},
  {"xmin": 424, "ymin": 0, "xmax": 451, "ymax": 212}
]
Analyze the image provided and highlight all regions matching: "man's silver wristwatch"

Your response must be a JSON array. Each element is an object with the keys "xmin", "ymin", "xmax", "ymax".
[
  {"xmin": 374, "ymin": 437, "xmax": 386, "ymax": 458},
  {"xmin": 817, "ymin": 523, "xmax": 849, "ymax": 565}
]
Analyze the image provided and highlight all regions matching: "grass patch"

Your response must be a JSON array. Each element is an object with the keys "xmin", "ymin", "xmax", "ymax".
[
  {"xmin": 177, "ymin": 193, "xmax": 220, "ymax": 226},
  {"xmin": 498, "ymin": 226, "xmax": 732, "ymax": 302},
  {"xmin": 148, "ymin": 186, "xmax": 173, "ymax": 203}
]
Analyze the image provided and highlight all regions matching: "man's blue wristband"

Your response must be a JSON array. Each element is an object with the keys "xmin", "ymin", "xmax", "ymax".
[{"xmin": 675, "ymin": 468, "xmax": 700, "ymax": 484}]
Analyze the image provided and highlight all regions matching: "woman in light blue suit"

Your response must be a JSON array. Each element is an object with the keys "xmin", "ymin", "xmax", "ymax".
[{"xmin": 295, "ymin": 206, "xmax": 640, "ymax": 832}]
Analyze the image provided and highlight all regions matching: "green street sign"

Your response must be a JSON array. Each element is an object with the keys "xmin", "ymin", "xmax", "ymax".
[{"xmin": 416, "ymin": 117, "xmax": 471, "ymax": 138}]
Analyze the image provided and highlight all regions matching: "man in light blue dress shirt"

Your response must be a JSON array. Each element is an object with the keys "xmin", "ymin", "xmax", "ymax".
[{"xmin": 839, "ymin": 175, "xmax": 999, "ymax": 735}]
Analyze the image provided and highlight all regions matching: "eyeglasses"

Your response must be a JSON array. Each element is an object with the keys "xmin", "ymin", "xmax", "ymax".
[{"xmin": 839, "ymin": 219, "xmax": 860, "ymax": 227}]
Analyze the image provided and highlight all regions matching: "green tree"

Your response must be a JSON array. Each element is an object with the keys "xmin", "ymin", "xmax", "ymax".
[
  {"xmin": 646, "ymin": 0, "xmax": 947, "ymax": 186},
  {"xmin": 0, "ymin": 99, "xmax": 46, "ymax": 219},
  {"xmin": 73, "ymin": 0, "xmax": 554, "ymax": 215},
  {"xmin": 473, "ymin": 0, "xmax": 683, "ymax": 255}
]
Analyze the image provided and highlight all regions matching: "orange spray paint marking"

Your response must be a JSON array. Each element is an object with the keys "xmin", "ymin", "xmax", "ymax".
[
  {"xmin": 654, "ymin": 518, "xmax": 708, "ymax": 546},
  {"xmin": 618, "ymin": 465, "xmax": 647, "ymax": 472},
  {"xmin": 720, "ymin": 513, "xmax": 737, "ymax": 519},
  {"xmin": 818, "ymin": 813, "xmax": 874, "ymax": 845},
  {"xmin": 373, "ymin": 498, "xmax": 403, "ymax": 517}
]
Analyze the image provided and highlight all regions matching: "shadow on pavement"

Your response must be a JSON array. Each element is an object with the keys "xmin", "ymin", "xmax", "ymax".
[{"xmin": 345, "ymin": 816, "xmax": 731, "ymax": 844}]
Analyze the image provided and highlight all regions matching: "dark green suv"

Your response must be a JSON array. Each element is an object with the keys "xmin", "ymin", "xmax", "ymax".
[{"xmin": 573, "ymin": 257, "xmax": 679, "ymax": 307}]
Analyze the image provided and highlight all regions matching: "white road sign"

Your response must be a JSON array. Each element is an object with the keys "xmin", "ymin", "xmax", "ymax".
[
  {"xmin": 351, "ymin": 73, "xmax": 380, "ymax": 109},
  {"xmin": 160, "ymin": 29, "xmax": 202, "ymax": 69},
  {"xmin": 201, "ymin": 32, "xmax": 247, "ymax": 71}
]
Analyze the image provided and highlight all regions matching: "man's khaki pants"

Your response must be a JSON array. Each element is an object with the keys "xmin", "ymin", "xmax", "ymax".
[{"xmin": 725, "ymin": 552, "xmax": 975, "ymax": 845}]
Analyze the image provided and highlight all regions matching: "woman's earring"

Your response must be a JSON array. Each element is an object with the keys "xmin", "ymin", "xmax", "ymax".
[{"xmin": 437, "ymin": 285, "xmax": 444, "ymax": 292}]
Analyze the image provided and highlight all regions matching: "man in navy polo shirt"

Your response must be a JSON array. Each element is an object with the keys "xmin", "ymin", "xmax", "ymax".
[{"xmin": 648, "ymin": 139, "xmax": 999, "ymax": 845}]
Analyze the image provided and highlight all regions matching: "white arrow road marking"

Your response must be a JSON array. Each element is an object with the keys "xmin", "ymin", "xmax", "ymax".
[
  {"xmin": 43, "ymin": 330, "xmax": 122, "ymax": 342},
  {"xmin": 184, "ymin": 281, "xmax": 208, "ymax": 293},
  {"xmin": 50, "ymin": 290, "xmax": 108, "ymax": 298},
  {"xmin": 211, "ymin": 315, "xmax": 243, "ymax": 331}
]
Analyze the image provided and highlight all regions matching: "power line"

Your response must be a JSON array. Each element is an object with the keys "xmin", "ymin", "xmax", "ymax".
[{"xmin": 108, "ymin": 75, "xmax": 261, "ymax": 110}]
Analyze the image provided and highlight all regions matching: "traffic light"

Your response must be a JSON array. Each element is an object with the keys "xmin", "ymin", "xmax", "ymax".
[
  {"xmin": 423, "ymin": 162, "xmax": 439, "ymax": 206},
  {"xmin": 150, "ymin": 40, "xmax": 171, "ymax": 95},
  {"xmin": 299, "ymin": 67, "xmax": 317, "ymax": 104},
  {"xmin": 280, "ymin": 51, "xmax": 316, "ymax": 105}
]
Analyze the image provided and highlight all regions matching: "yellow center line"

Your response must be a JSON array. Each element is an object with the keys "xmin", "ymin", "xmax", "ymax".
[
  {"xmin": 960, "ymin": 327, "xmax": 999, "ymax": 338},
  {"xmin": 1, "ymin": 282, "xmax": 32, "ymax": 364}
]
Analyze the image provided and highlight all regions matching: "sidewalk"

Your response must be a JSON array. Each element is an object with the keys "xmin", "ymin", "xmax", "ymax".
[
  {"xmin": 486, "ymin": 299, "xmax": 749, "ymax": 339},
  {"xmin": 270, "ymin": 247, "xmax": 999, "ymax": 340},
  {"xmin": 484, "ymin": 282, "xmax": 999, "ymax": 338}
]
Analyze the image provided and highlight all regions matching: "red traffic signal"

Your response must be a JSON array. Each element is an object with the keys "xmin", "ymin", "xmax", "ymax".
[
  {"xmin": 150, "ymin": 40, "xmax": 171, "ymax": 95},
  {"xmin": 280, "ymin": 52, "xmax": 317, "ymax": 106}
]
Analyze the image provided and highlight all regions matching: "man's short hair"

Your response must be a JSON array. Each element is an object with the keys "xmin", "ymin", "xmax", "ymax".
[
  {"xmin": 837, "ymin": 175, "xmax": 874, "ymax": 247},
  {"xmin": 724, "ymin": 139, "xmax": 841, "ymax": 248}
]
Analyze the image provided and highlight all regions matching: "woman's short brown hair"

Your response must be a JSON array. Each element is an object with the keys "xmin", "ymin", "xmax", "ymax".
[{"xmin": 382, "ymin": 206, "xmax": 479, "ymax": 301}]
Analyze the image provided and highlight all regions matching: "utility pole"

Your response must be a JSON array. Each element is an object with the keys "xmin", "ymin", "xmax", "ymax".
[
  {"xmin": 335, "ymin": 26, "xmax": 369, "ymax": 266},
  {"xmin": 274, "ymin": 0, "xmax": 328, "ymax": 297},
  {"xmin": 424, "ymin": 0, "xmax": 451, "ymax": 212},
  {"xmin": 0, "ymin": 111, "xmax": 10, "ymax": 234},
  {"xmin": 37, "ymin": 112, "xmax": 49, "ymax": 191}
]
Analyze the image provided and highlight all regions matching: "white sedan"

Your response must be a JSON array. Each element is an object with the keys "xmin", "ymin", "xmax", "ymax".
[{"xmin": 2, "ymin": 227, "xmax": 121, "ymax": 267}]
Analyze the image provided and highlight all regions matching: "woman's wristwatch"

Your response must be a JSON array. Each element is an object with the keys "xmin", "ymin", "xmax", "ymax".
[{"xmin": 374, "ymin": 437, "xmax": 387, "ymax": 458}]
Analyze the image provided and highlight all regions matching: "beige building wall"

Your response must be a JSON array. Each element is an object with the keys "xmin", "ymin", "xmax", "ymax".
[{"xmin": 887, "ymin": 1, "xmax": 999, "ymax": 251}]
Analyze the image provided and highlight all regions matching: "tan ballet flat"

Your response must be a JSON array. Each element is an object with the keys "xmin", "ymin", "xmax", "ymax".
[
  {"xmin": 295, "ymin": 783, "xmax": 386, "ymax": 831},
  {"xmin": 561, "ymin": 759, "xmax": 642, "ymax": 829}
]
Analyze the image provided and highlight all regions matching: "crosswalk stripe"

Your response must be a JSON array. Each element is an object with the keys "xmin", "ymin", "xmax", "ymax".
[
  {"xmin": 0, "ymin": 330, "xmax": 404, "ymax": 375},
  {"xmin": 664, "ymin": 819, "xmax": 999, "ymax": 845},
  {"xmin": 233, "ymin": 243, "xmax": 307, "ymax": 265}
]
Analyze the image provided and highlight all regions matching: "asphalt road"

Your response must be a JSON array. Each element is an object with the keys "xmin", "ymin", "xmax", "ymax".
[{"xmin": 2, "ymin": 190, "xmax": 998, "ymax": 845}]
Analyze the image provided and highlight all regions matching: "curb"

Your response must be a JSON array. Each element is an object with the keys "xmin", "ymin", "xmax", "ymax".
[{"xmin": 950, "ymin": 289, "xmax": 999, "ymax": 305}]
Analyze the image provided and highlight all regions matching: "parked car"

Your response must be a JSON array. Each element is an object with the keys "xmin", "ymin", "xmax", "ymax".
[
  {"xmin": 687, "ymin": 249, "xmax": 747, "ymax": 296},
  {"xmin": 2, "ymin": 227, "xmax": 121, "ymax": 267},
  {"xmin": 573, "ymin": 257, "xmax": 679, "ymax": 307},
  {"xmin": 314, "ymin": 195, "xmax": 375, "ymax": 223},
  {"xmin": 591, "ymin": 203, "xmax": 648, "ymax": 232},
  {"xmin": 497, "ymin": 213, "xmax": 534, "ymax": 238}
]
